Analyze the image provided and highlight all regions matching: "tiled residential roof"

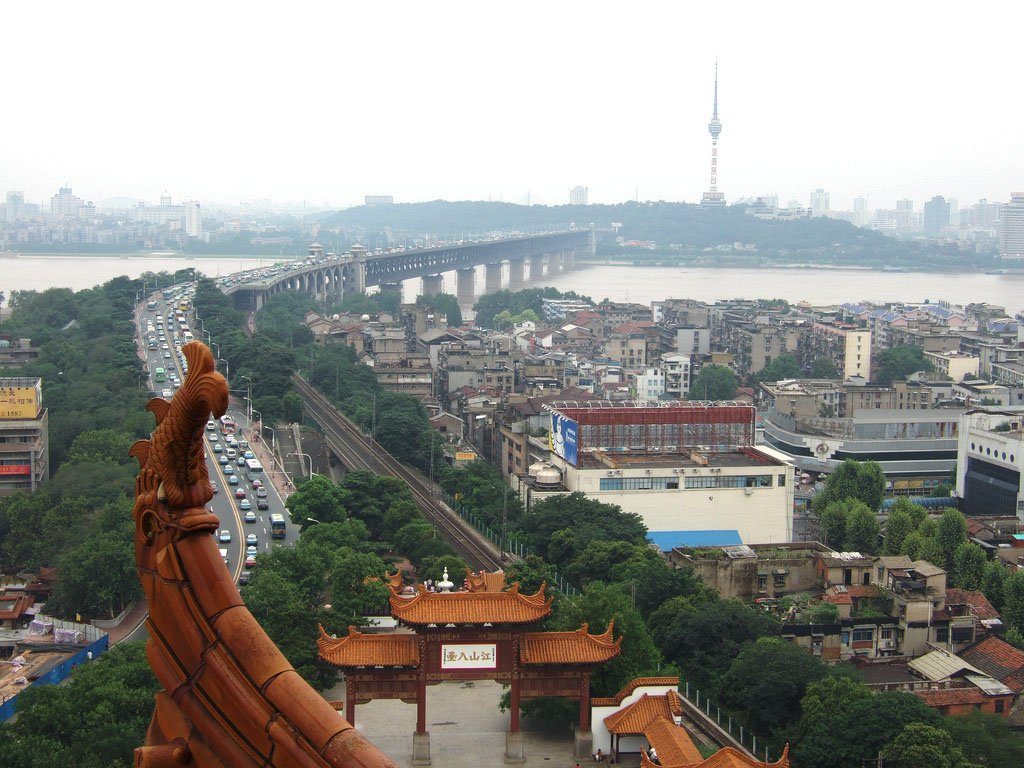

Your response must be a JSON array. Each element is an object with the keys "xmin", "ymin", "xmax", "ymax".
[
  {"xmin": 592, "ymin": 676, "xmax": 680, "ymax": 707},
  {"xmin": 644, "ymin": 716, "xmax": 703, "ymax": 765},
  {"xmin": 960, "ymin": 635, "xmax": 1024, "ymax": 692},
  {"xmin": 464, "ymin": 569, "xmax": 507, "ymax": 593},
  {"xmin": 520, "ymin": 622, "xmax": 622, "ymax": 665},
  {"xmin": 944, "ymin": 589, "xmax": 1000, "ymax": 620},
  {"xmin": 389, "ymin": 582, "xmax": 552, "ymax": 625},
  {"xmin": 916, "ymin": 687, "xmax": 991, "ymax": 707},
  {"xmin": 317, "ymin": 626, "xmax": 419, "ymax": 668},
  {"xmin": 0, "ymin": 593, "xmax": 35, "ymax": 621}
]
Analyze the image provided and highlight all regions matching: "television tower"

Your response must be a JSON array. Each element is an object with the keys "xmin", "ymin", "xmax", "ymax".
[{"xmin": 700, "ymin": 60, "xmax": 726, "ymax": 206}]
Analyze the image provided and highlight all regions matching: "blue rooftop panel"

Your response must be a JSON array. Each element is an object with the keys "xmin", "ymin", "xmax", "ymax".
[{"xmin": 647, "ymin": 530, "xmax": 743, "ymax": 550}]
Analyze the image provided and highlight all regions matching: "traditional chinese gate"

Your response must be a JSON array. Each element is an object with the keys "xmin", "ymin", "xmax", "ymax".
[{"xmin": 318, "ymin": 571, "xmax": 621, "ymax": 765}]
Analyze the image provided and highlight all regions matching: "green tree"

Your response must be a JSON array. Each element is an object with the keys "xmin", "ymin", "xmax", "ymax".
[
  {"xmin": 875, "ymin": 345, "xmax": 934, "ymax": 385},
  {"xmin": 810, "ymin": 357, "xmax": 840, "ymax": 379},
  {"xmin": 521, "ymin": 493, "xmax": 647, "ymax": 566},
  {"xmin": 504, "ymin": 555, "xmax": 561, "ymax": 595},
  {"xmin": 794, "ymin": 692, "xmax": 939, "ymax": 768},
  {"xmin": 796, "ymin": 675, "xmax": 872, "ymax": 738},
  {"xmin": 941, "ymin": 710, "xmax": 1024, "ymax": 768},
  {"xmin": 416, "ymin": 293, "xmax": 462, "ymax": 327},
  {"xmin": 752, "ymin": 355, "xmax": 802, "ymax": 385},
  {"xmin": 420, "ymin": 554, "xmax": 468, "ymax": 585},
  {"xmin": 716, "ymin": 637, "xmax": 828, "ymax": 735},
  {"xmin": 882, "ymin": 722, "xmax": 976, "ymax": 768},
  {"xmin": 819, "ymin": 501, "xmax": 848, "ymax": 550},
  {"xmin": 936, "ymin": 509, "xmax": 968, "ymax": 571},
  {"xmin": 281, "ymin": 391, "xmax": 304, "ymax": 423},
  {"xmin": 844, "ymin": 501, "xmax": 881, "ymax": 554},
  {"xmin": 981, "ymin": 561, "xmax": 1008, "ymax": 612},
  {"xmin": 951, "ymin": 542, "xmax": 987, "ymax": 590},
  {"xmin": 46, "ymin": 523, "xmax": 140, "ymax": 620},
  {"xmin": 688, "ymin": 364, "xmax": 738, "ymax": 401},
  {"xmin": 285, "ymin": 474, "xmax": 349, "ymax": 529},
  {"xmin": 1003, "ymin": 571, "xmax": 1024, "ymax": 633},
  {"xmin": 0, "ymin": 642, "xmax": 158, "ymax": 768},
  {"xmin": 884, "ymin": 504, "xmax": 917, "ymax": 555},
  {"xmin": 812, "ymin": 459, "xmax": 886, "ymax": 515}
]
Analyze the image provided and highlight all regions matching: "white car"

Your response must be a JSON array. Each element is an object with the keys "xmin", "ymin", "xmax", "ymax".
[{"xmin": 206, "ymin": 420, "xmax": 217, "ymax": 431}]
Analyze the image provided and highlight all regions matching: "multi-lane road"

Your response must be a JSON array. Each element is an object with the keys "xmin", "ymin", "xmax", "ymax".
[{"xmin": 125, "ymin": 288, "xmax": 299, "ymax": 640}]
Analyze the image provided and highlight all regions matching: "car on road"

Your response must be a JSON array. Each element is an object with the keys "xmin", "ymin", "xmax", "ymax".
[
  {"xmin": 228, "ymin": 475, "xmax": 239, "ymax": 485},
  {"xmin": 255, "ymin": 487, "xmax": 267, "ymax": 498},
  {"xmin": 246, "ymin": 533, "xmax": 258, "ymax": 546},
  {"xmin": 244, "ymin": 555, "xmax": 257, "ymax": 568},
  {"xmin": 243, "ymin": 451, "xmax": 255, "ymax": 460},
  {"xmin": 251, "ymin": 479, "xmax": 262, "ymax": 488},
  {"xmin": 238, "ymin": 571, "xmax": 250, "ymax": 586},
  {"xmin": 161, "ymin": 389, "xmax": 173, "ymax": 398},
  {"xmin": 212, "ymin": 443, "xmax": 223, "ymax": 453},
  {"xmin": 244, "ymin": 510, "xmax": 257, "ymax": 523},
  {"xmin": 234, "ymin": 488, "xmax": 246, "ymax": 499},
  {"xmin": 223, "ymin": 465, "xmax": 235, "ymax": 474},
  {"xmin": 246, "ymin": 545, "xmax": 257, "ymax": 557},
  {"xmin": 210, "ymin": 481, "xmax": 218, "ymax": 494},
  {"xmin": 218, "ymin": 455, "xmax": 229, "ymax": 465},
  {"xmin": 206, "ymin": 420, "xmax": 217, "ymax": 431},
  {"xmin": 236, "ymin": 456, "xmax": 246, "ymax": 467},
  {"xmin": 218, "ymin": 529, "xmax": 231, "ymax": 543},
  {"xmin": 163, "ymin": 352, "xmax": 171, "ymax": 359},
  {"xmin": 239, "ymin": 499, "xmax": 252, "ymax": 510},
  {"xmin": 225, "ymin": 448, "xmax": 237, "ymax": 460},
  {"xmin": 256, "ymin": 498, "xmax": 269, "ymax": 511}
]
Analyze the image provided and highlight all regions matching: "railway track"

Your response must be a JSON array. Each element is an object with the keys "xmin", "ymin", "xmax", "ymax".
[{"xmin": 292, "ymin": 375, "xmax": 505, "ymax": 571}]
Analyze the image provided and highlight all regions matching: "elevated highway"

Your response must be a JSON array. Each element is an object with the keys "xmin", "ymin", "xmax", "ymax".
[
  {"xmin": 292, "ymin": 375, "xmax": 505, "ymax": 570},
  {"xmin": 223, "ymin": 230, "xmax": 593, "ymax": 310}
]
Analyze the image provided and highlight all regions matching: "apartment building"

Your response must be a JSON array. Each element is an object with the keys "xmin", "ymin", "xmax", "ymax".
[
  {"xmin": 804, "ymin": 322, "xmax": 871, "ymax": 379},
  {"xmin": 0, "ymin": 378, "xmax": 49, "ymax": 496}
]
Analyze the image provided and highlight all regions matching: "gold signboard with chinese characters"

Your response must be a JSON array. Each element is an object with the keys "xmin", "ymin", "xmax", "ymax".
[
  {"xmin": 440, "ymin": 643, "xmax": 497, "ymax": 670},
  {"xmin": 0, "ymin": 382, "xmax": 40, "ymax": 419}
]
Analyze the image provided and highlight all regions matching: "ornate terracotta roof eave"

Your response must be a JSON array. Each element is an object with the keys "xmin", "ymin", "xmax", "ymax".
[
  {"xmin": 592, "ymin": 676, "xmax": 681, "ymax": 707},
  {"xmin": 388, "ymin": 581, "xmax": 553, "ymax": 626},
  {"xmin": 520, "ymin": 620, "xmax": 623, "ymax": 665},
  {"xmin": 318, "ymin": 625, "xmax": 420, "ymax": 668},
  {"xmin": 130, "ymin": 341, "xmax": 395, "ymax": 768}
]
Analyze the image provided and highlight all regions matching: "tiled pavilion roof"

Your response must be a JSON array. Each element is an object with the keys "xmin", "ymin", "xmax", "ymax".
[
  {"xmin": 317, "ymin": 626, "xmax": 420, "ymax": 668},
  {"xmin": 592, "ymin": 676, "xmax": 680, "ymax": 707},
  {"xmin": 603, "ymin": 691, "xmax": 683, "ymax": 734},
  {"xmin": 520, "ymin": 622, "xmax": 621, "ymax": 665},
  {"xmin": 388, "ymin": 582, "xmax": 552, "ymax": 626},
  {"xmin": 640, "ymin": 745, "xmax": 791, "ymax": 768},
  {"xmin": 464, "ymin": 568, "xmax": 507, "ymax": 592}
]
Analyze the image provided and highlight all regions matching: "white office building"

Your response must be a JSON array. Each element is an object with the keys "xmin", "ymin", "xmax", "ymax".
[{"xmin": 185, "ymin": 201, "xmax": 203, "ymax": 238}]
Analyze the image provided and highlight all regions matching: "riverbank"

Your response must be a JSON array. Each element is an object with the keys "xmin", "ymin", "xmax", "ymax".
[{"xmin": 580, "ymin": 256, "xmax": 1017, "ymax": 274}]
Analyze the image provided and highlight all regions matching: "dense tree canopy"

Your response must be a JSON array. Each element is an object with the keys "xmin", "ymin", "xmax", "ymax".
[
  {"xmin": 688, "ymin": 364, "xmax": 739, "ymax": 401},
  {"xmin": 875, "ymin": 345, "xmax": 934, "ymax": 385}
]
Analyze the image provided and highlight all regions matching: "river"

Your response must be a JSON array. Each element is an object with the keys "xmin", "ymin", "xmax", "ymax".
[{"xmin": 3, "ymin": 253, "xmax": 1023, "ymax": 315}]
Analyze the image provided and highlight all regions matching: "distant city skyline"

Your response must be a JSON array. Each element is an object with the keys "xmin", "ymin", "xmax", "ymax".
[{"xmin": 1, "ymin": 3, "xmax": 1021, "ymax": 209}]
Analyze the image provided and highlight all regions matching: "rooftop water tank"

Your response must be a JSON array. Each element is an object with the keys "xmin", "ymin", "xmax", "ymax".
[
  {"xmin": 535, "ymin": 466, "xmax": 562, "ymax": 490},
  {"xmin": 528, "ymin": 462, "xmax": 547, "ymax": 478}
]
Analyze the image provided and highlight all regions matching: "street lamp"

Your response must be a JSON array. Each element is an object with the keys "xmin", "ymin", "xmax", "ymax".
[
  {"xmin": 218, "ymin": 357, "xmax": 230, "ymax": 383},
  {"xmin": 240, "ymin": 374, "xmax": 253, "ymax": 424},
  {"xmin": 289, "ymin": 451, "xmax": 315, "ymax": 477},
  {"xmin": 306, "ymin": 517, "xmax": 320, "ymax": 525}
]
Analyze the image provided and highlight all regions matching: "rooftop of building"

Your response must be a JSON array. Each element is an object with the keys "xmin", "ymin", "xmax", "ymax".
[{"xmin": 575, "ymin": 447, "xmax": 784, "ymax": 470}]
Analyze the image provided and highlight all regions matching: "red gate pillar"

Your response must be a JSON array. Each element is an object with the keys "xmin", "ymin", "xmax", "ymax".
[
  {"xmin": 415, "ymin": 672, "xmax": 427, "ymax": 734},
  {"xmin": 412, "ymin": 638, "xmax": 430, "ymax": 766},
  {"xmin": 345, "ymin": 678, "xmax": 356, "ymax": 727},
  {"xmin": 575, "ymin": 671, "xmax": 594, "ymax": 760},
  {"xmin": 506, "ymin": 637, "xmax": 525, "ymax": 762},
  {"xmin": 509, "ymin": 673, "xmax": 521, "ymax": 732}
]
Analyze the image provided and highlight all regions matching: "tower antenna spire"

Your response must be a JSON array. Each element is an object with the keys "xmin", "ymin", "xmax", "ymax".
[{"xmin": 700, "ymin": 59, "xmax": 726, "ymax": 206}]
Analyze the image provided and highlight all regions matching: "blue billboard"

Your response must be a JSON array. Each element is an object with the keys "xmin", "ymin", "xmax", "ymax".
[{"xmin": 550, "ymin": 412, "xmax": 579, "ymax": 466}]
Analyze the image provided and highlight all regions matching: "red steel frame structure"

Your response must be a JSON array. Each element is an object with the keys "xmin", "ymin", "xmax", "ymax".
[{"xmin": 544, "ymin": 401, "xmax": 755, "ymax": 456}]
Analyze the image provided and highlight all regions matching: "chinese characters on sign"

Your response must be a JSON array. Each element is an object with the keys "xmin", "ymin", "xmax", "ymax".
[
  {"xmin": 440, "ymin": 643, "xmax": 498, "ymax": 670},
  {"xmin": 0, "ymin": 384, "xmax": 40, "ymax": 420}
]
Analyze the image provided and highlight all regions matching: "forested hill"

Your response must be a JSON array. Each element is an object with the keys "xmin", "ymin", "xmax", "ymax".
[{"xmin": 319, "ymin": 200, "xmax": 900, "ymax": 253}]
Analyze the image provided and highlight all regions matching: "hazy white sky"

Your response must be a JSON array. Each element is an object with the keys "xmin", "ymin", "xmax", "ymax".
[{"xmin": 2, "ymin": 1, "xmax": 1021, "ymax": 210}]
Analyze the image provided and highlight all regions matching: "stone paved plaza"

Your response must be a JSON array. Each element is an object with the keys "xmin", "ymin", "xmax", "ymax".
[{"xmin": 326, "ymin": 678, "xmax": 586, "ymax": 768}]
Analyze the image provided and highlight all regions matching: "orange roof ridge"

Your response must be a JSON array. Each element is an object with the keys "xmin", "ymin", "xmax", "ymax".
[
  {"xmin": 520, "ymin": 622, "xmax": 622, "ymax": 665},
  {"xmin": 388, "ymin": 586, "xmax": 553, "ymax": 626},
  {"xmin": 318, "ymin": 627, "xmax": 420, "ymax": 668},
  {"xmin": 592, "ymin": 676, "xmax": 681, "ymax": 707}
]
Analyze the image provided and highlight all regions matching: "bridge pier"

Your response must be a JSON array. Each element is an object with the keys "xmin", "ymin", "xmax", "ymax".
[
  {"xmin": 421, "ymin": 274, "xmax": 444, "ymax": 296},
  {"xmin": 508, "ymin": 259, "xmax": 525, "ymax": 291},
  {"xmin": 549, "ymin": 251, "xmax": 563, "ymax": 273},
  {"xmin": 563, "ymin": 249, "xmax": 576, "ymax": 270},
  {"xmin": 484, "ymin": 263, "xmax": 502, "ymax": 293},
  {"xmin": 456, "ymin": 267, "xmax": 476, "ymax": 305},
  {"xmin": 379, "ymin": 281, "xmax": 403, "ymax": 296},
  {"xmin": 529, "ymin": 255, "xmax": 545, "ymax": 280}
]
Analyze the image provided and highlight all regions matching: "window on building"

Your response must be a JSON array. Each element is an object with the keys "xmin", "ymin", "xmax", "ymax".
[
  {"xmin": 777, "ymin": 473, "xmax": 786, "ymax": 486},
  {"xmin": 995, "ymin": 700, "xmax": 1005, "ymax": 713},
  {"xmin": 935, "ymin": 627, "xmax": 950, "ymax": 642},
  {"xmin": 757, "ymin": 574, "xmax": 767, "ymax": 591},
  {"xmin": 951, "ymin": 627, "xmax": 974, "ymax": 644},
  {"xmin": 852, "ymin": 629, "xmax": 873, "ymax": 642},
  {"xmin": 881, "ymin": 628, "xmax": 894, "ymax": 640},
  {"xmin": 773, "ymin": 573, "xmax": 786, "ymax": 588}
]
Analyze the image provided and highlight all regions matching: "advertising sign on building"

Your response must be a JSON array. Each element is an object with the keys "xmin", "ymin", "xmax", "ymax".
[
  {"xmin": 0, "ymin": 382, "xmax": 40, "ymax": 419},
  {"xmin": 550, "ymin": 412, "xmax": 579, "ymax": 466},
  {"xmin": 440, "ymin": 643, "xmax": 497, "ymax": 670},
  {"xmin": 0, "ymin": 465, "xmax": 31, "ymax": 475}
]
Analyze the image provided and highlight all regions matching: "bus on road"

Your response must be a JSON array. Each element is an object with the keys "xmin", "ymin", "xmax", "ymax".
[
  {"xmin": 244, "ymin": 458, "xmax": 264, "ymax": 481},
  {"xmin": 154, "ymin": 367, "xmax": 167, "ymax": 383},
  {"xmin": 269, "ymin": 514, "xmax": 286, "ymax": 539}
]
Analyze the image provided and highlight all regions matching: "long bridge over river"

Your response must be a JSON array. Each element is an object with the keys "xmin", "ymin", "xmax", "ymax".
[{"xmin": 222, "ymin": 229, "xmax": 594, "ymax": 310}]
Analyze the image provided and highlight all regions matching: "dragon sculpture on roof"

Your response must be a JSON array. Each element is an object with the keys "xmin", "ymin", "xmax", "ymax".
[{"xmin": 130, "ymin": 341, "xmax": 393, "ymax": 768}]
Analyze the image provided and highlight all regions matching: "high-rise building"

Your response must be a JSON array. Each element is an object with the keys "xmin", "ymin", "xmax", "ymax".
[
  {"xmin": 853, "ymin": 197, "xmax": 869, "ymax": 227},
  {"xmin": 947, "ymin": 197, "xmax": 959, "ymax": 231},
  {"xmin": 700, "ymin": 61, "xmax": 725, "ymax": 206},
  {"xmin": 809, "ymin": 189, "xmax": 830, "ymax": 217},
  {"xmin": 50, "ymin": 187, "xmax": 84, "ymax": 218},
  {"xmin": 0, "ymin": 377, "xmax": 49, "ymax": 496},
  {"xmin": 896, "ymin": 199, "xmax": 915, "ymax": 229},
  {"xmin": 569, "ymin": 186, "xmax": 589, "ymax": 206},
  {"xmin": 922, "ymin": 195, "xmax": 951, "ymax": 236},
  {"xmin": 4, "ymin": 191, "xmax": 23, "ymax": 222},
  {"xmin": 1000, "ymin": 193, "xmax": 1024, "ymax": 260},
  {"xmin": 185, "ymin": 201, "xmax": 203, "ymax": 238}
]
